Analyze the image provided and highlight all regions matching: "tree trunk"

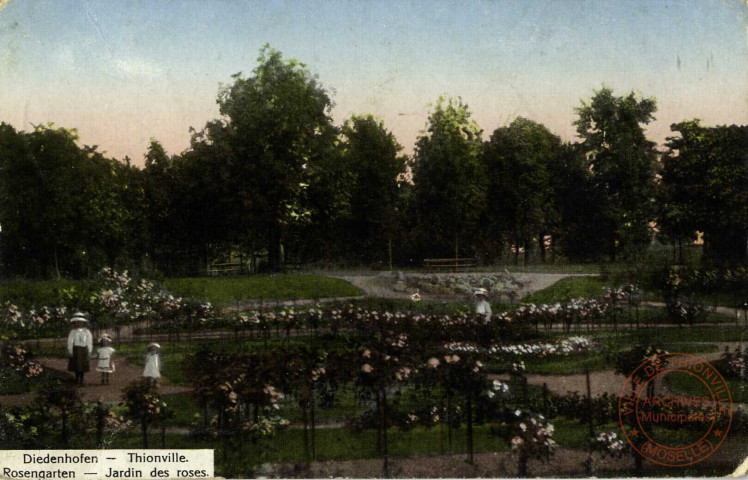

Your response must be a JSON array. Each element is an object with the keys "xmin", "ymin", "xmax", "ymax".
[
  {"xmin": 53, "ymin": 245, "xmax": 61, "ymax": 281},
  {"xmin": 268, "ymin": 224, "xmax": 282, "ymax": 273},
  {"xmin": 381, "ymin": 384, "xmax": 389, "ymax": 478},
  {"xmin": 518, "ymin": 450, "xmax": 528, "ymax": 477},
  {"xmin": 96, "ymin": 402, "xmax": 104, "ymax": 448},
  {"xmin": 388, "ymin": 235, "xmax": 393, "ymax": 272},
  {"xmin": 61, "ymin": 409, "xmax": 69, "ymax": 447},
  {"xmin": 466, "ymin": 391, "xmax": 474, "ymax": 464},
  {"xmin": 302, "ymin": 405, "xmax": 310, "ymax": 464},
  {"xmin": 310, "ymin": 387, "xmax": 317, "ymax": 461},
  {"xmin": 142, "ymin": 415, "xmax": 148, "ymax": 449},
  {"xmin": 375, "ymin": 390, "xmax": 382, "ymax": 455},
  {"xmin": 446, "ymin": 387, "xmax": 453, "ymax": 449},
  {"xmin": 454, "ymin": 233, "xmax": 459, "ymax": 273},
  {"xmin": 539, "ymin": 232, "xmax": 547, "ymax": 264}
]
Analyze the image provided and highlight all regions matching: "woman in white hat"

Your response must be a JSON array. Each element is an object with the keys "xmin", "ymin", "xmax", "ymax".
[
  {"xmin": 474, "ymin": 288, "xmax": 492, "ymax": 319},
  {"xmin": 67, "ymin": 312, "xmax": 93, "ymax": 386},
  {"xmin": 142, "ymin": 343, "xmax": 161, "ymax": 385}
]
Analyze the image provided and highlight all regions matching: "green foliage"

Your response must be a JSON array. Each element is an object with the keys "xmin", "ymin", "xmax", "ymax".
[
  {"xmin": 574, "ymin": 86, "xmax": 658, "ymax": 259},
  {"xmin": 0, "ymin": 123, "xmax": 137, "ymax": 277},
  {"xmin": 522, "ymin": 276, "xmax": 609, "ymax": 304},
  {"xmin": 163, "ymin": 275, "xmax": 361, "ymax": 306},
  {"xmin": 333, "ymin": 115, "xmax": 408, "ymax": 263},
  {"xmin": 659, "ymin": 120, "xmax": 748, "ymax": 262},
  {"xmin": 412, "ymin": 97, "xmax": 486, "ymax": 258},
  {"xmin": 217, "ymin": 45, "xmax": 336, "ymax": 271},
  {"xmin": 482, "ymin": 117, "xmax": 561, "ymax": 263}
]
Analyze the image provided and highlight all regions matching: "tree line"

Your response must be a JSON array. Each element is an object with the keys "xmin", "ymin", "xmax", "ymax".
[{"xmin": 1, "ymin": 46, "xmax": 747, "ymax": 278}]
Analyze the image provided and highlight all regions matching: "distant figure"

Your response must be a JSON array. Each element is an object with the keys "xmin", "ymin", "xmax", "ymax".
[
  {"xmin": 474, "ymin": 288, "xmax": 492, "ymax": 319},
  {"xmin": 67, "ymin": 312, "xmax": 93, "ymax": 386},
  {"xmin": 142, "ymin": 343, "xmax": 161, "ymax": 385},
  {"xmin": 95, "ymin": 334, "xmax": 116, "ymax": 385}
]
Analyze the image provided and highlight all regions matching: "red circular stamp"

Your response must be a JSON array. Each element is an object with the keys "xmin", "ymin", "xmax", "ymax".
[{"xmin": 618, "ymin": 352, "xmax": 733, "ymax": 467}]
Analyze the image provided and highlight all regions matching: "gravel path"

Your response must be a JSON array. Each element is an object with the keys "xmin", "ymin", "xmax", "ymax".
[
  {"xmin": 489, "ymin": 370, "xmax": 625, "ymax": 397},
  {"xmin": 330, "ymin": 272, "xmax": 595, "ymax": 300},
  {"xmin": 0, "ymin": 357, "xmax": 190, "ymax": 407}
]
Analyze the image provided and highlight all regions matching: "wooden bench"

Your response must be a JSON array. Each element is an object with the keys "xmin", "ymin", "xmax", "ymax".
[
  {"xmin": 424, "ymin": 257, "xmax": 478, "ymax": 272},
  {"xmin": 208, "ymin": 262, "xmax": 244, "ymax": 276}
]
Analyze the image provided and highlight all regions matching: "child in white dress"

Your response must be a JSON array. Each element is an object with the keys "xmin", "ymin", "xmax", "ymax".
[
  {"xmin": 143, "ymin": 343, "xmax": 161, "ymax": 385},
  {"xmin": 95, "ymin": 335, "xmax": 116, "ymax": 385}
]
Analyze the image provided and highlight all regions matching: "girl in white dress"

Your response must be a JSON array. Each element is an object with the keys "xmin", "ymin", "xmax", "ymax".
[
  {"xmin": 95, "ymin": 335, "xmax": 116, "ymax": 385},
  {"xmin": 143, "ymin": 343, "xmax": 161, "ymax": 385}
]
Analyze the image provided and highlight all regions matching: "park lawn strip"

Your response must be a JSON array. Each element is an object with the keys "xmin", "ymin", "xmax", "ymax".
[
  {"xmin": 0, "ymin": 279, "xmax": 97, "ymax": 309},
  {"xmin": 162, "ymin": 275, "xmax": 362, "ymax": 306},
  {"xmin": 666, "ymin": 372, "xmax": 748, "ymax": 403},
  {"xmin": 52, "ymin": 428, "xmax": 747, "ymax": 479},
  {"xmin": 522, "ymin": 276, "xmax": 610, "ymax": 304}
]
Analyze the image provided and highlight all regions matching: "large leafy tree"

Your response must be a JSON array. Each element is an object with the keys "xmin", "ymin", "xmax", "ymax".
[
  {"xmin": 574, "ymin": 87, "xmax": 658, "ymax": 260},
  {"xmin": 482, "ymin": 117, "xmax": 561, "ymax": 264},
  {"xmin": 548, "ymin": 143, "xmax": 612, "ymax": 261},
  {"xmin": 142, "ymin": 139, "xmax": 176, "ymax": 272},
  {"xmin": 412, "ymin": 97, "xmax": 486, "ymax": 260},
  {"xmin": 0, "ymin": 124, "xmax": 134, "ymax": 277},
  {"xmin": 659, "ymin": 120, "xmax": 748, "ymax": 262},
  {"xmin": 338, "ymin": 115, "xmax": 407, "ymax": 267},
  {"xmin": 217, "ymin": 45, "xmax": 335, "ymax": 271}
]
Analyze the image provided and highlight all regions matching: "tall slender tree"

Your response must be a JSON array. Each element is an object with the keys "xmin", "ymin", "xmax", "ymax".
[
  {"xmin": 412, "ymin": 97, "xmax": 485, "ymax": 261},
  {"xmin": 482, "ymin": 117, "xmax": 561, "ymax": 264},
  {"xmin": 339, "ymin": 115, "xmax": 407, "ymax": 267},
  {"xmin": 574, "ymin": 86, "xmax": 658, "ymax": 260}
]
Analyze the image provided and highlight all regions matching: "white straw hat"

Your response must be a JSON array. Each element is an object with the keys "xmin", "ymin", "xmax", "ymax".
[
  {"xmin": 473, "ymin": 288, "xmax": 488, "ymax": 297},
  {"xmin": 147, "ymin": 343, "xmax": 161, "ymax": 349},
  {"xmin": 69, "ymin": 312, "xmax": 89, "ymax": 323}
]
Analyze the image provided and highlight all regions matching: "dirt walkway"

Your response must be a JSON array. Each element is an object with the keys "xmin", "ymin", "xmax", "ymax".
[
  {"xmin": 489, "ymin": 369, "xmax": 625, "ymax": 397},
  {"xmin": 0, "ymin": 357, "xmax": 190, "ymax": 407}
]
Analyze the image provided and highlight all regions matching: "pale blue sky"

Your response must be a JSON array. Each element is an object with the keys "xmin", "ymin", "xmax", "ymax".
[{"xmin": 0, "ymin": 0, "xmax": 746, "ymax": 163}]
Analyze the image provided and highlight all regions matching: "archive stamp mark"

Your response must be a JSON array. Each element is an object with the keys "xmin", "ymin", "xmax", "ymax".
[{"xmin": 618, "ymin": 352, "xmax": 733, "ymax": 467}]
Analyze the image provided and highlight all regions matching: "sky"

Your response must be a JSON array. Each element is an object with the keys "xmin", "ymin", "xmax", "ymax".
[{"xmin": 0, "ymin": 0, "xmax": 746, "ymax": 164}]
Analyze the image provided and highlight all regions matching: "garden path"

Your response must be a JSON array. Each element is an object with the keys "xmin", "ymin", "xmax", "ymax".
[
  {"xmin": 0, "ymin": 357, "xmax": 190, "ymax": 407},
  {"xmin": 489, "ymin": 370, "xmax": 625, "ymax": 397},
  {"xmin": 489, "ymin": 340, "xmax": 746, "ymax": 398},
  {"xmin": 329, "ymin": 272, "xmax": 596, "ymax": 300}
]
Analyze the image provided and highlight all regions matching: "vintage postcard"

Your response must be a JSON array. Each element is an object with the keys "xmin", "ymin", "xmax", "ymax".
[{"xmin": 1, "ymin": 0, "xmax": 748, "ymax": 478}]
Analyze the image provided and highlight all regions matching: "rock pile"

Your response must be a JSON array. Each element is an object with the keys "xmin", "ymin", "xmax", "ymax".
[{"xmin": 400, "ymin": 272, "xmax": 523, "ymax": 299}]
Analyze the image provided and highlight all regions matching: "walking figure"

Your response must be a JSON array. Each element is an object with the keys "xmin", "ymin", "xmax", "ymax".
[{"xmin": 67, "ymin": 312, "xmax": 92, "ymax": 386}]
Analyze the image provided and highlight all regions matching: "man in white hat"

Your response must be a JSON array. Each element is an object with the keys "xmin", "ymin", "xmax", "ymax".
[
  {"xmin": 474, "ymin": 288, "xmax": 492, "ymax": 319},
  {"xmin": 67, "ymin": 312, "xmax": 93, "ymax": 386}
]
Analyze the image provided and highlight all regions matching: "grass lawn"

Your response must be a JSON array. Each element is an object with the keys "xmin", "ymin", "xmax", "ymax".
[
  {"xmin": 50, "ymin": 424, "xmax": 745, "ymax": 479},
  {"xmin": 522, "ymin": 276, "xmax": 611, "ymax": 304},
  {"xmin": 0, "ymin": 279, "xmax": 97, "ymax": 309},
  {"xmin": 163, "ymin": 275, "xmax": 362, "ymax": 306},
  {"xmin": 666, "ymin": 371, "xmax": 748, "ymax": 403}
]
